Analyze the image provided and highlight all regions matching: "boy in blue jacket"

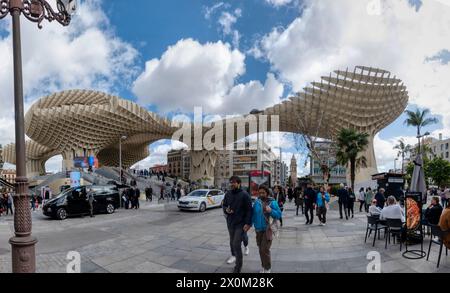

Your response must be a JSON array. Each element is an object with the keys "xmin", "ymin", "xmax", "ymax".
[
  {"xmin": 316, "ymin": 186, "xmax": 330, "ymax": 226},
  {"xmin": 251, "ymin": 185, "xmax": 282, "ymax": 273}
]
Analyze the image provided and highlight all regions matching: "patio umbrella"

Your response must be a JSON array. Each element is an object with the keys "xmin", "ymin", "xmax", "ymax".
[{"xmin": 410, "ymin": 154, "xmax": 427, "ymax": 204}]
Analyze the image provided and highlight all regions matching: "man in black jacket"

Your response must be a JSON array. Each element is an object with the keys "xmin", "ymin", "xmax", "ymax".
[
  {"xmin": 374, "ymin": 188, "xmax": 386, "ymax": 210},
  {"xmin": 304, "ymin": 183, "xmax": 316, "ymax": 225},
  {"xmin": 223, "ymin": 176, "xmax": 253, "ymax": 274},
  {"xmin": 424, "ymin": 196, "xmax": 443, "ymax": 225},
  {"xmin": 337, "ymin": 184, "xmax": 349, "ymax": 220}
]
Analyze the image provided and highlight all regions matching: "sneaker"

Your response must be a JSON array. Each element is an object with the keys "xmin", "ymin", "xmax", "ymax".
[
  {"xmin": 260, "ymin": 268, "xmax": 266, "ymax": 273},
  {"xmin": 227, "ymin": 256, "xmax": 236, "ymax": 264},
  {"xmin": 322, "ymin": 223, "xmax": 326, "ymax": 226},
  {"xmin": 244, "ymin": 246, "xmax": 250, "ymax": 256},
  {"xmin": 319, "ymin": 223, "xmax": 324, "ymax": 226},
  {"xmin": 265, "ymin": 269, "xmax": 271, "ymax": 273}
]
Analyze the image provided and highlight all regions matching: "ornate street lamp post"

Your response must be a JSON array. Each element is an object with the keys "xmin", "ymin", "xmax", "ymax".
[{"xmin": 0, "ymin": 0, "xmax": 76, "ymax": 273}]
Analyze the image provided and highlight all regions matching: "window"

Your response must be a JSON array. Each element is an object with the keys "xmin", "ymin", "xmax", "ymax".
[
  {"xmin": 447, "ymin": 143, "xmax": 449, "ymax": 150},
  {"xmin": 447, "ymin": 152, "xmax": 449, "ymax": 159},
  {"xmin": 208, "ymin": 190, "xmax": 219, "ymax": 196}
]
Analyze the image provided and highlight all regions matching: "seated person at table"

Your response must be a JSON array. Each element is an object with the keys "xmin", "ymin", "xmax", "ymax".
[
  {"xmin": 439, "ymin": 203, "xmax": 450, "ymax": 249},
  {"xmin": 424, "ymin": 196, "xmax": 443, "ymax": 225},
  {"xmin": 368, "ymin": 199, "xmax": 382, "ymax": 217},
  {"xmin": 380, "ymin": 196, "xmax": 405, "ymax": 223}
]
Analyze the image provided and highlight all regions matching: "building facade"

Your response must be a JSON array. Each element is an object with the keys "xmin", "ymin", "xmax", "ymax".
[
  {"xmin": 290, "ymin": 155, "xmax": 298, "ymax": 187},
  {"xmin": 233, "ymin": 141, "xmax": 275, "ymax": 188},
  {"xmin": 410, "ymin": 134, "xmax": 450, "ymax": 163},
  {"xmin": 150, "ymin": 165, "xmax": 168, "ymax": 174},
  {"xmin": 429, "ymin": 134, "xmax": 450, "ymax": 162},
  {"xmin": 1, "ymin": 169, "xmax": 16, "ymax": 192},
  {"xmin": 0, "ymin": 144, "xmax": 3, "ymax": 170},
  {"xmin": 310, "ymin": 141, "xmax": 347, "ymax": 185},
  {"xmin": 214, "ymin": 150, "xmax": 234, "ymax": 189},
  {"xmin": 167, "ymin": 149, "xmax": 191, "ymax": 180},
  {"xmin": 280, "ymin": 161, "xmax": 288, "ymax": 186}
]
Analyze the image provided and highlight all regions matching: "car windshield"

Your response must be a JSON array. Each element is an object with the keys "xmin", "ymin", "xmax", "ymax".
[
  {"xmin": 187, "ymin": 190, "xmax": 208, "ymax": 197},
  {"xmin": 54, "ymin": 187, "xmax": 74, "ymax": 200}
]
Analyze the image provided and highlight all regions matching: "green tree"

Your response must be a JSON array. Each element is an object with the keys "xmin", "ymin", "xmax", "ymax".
[
  {"xmin": 406, "ymin": 157, "xmax": 431, "ymax": 188},
  {"xmin": 404, "ymin": 108, "xmax": 438, "ymax": 153},
  {"xmin": 394, "ymin": 139, "xmax": 411, "ymax": 174},
  {"xmin": 426, "ymin": 157, "xmax": 450, "ymax": 188},
  {"xmin": 335, "ymin": 129, "xmax": 369, "ymax": 191}
]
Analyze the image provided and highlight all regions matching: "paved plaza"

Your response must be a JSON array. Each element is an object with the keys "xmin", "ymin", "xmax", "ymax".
[{"xmin": 0, "ymin": 201, "xmax": 449, "ymax": 273}]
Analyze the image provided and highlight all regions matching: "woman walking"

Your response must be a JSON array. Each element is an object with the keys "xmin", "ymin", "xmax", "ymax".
[
  {"xmin": 273, "ymin": 186, "xmax": 286, "ymax": 227},
  {"xmin": 358, "ymin": 188, "xmax": 366, "ymax": 213},
  {"xmin": 365, "ymin": 188, "xmax": 374, "ymax": 213},
  {"xmin": 316, "ymin": 186, "xmax": 330, "ymax": 226},
  {"xmin": 347, "ymin": 188, "xmax": 356, "ymax": 218},
  {"xmin": 251, "ymin": 185, "xmax": 282, "ymax": 273}
]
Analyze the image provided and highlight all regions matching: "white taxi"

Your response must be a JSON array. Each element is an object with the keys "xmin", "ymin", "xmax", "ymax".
[{"xmin": 178, "ymin": 189, "xmax": 225, "ymax": 212}]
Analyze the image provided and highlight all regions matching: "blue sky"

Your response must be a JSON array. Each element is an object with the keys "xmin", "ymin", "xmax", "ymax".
[
  {"xmin": 104, "ymin": 0, "xmax": 300, "ymax": 104},
  {"xmin": 2, "ymin": 0, "xmax": 450, "ymax": 175}
]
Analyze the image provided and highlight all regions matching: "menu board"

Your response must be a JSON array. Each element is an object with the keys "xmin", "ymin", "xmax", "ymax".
[{"xmin": 405, "ymin": 192, "xmax": 422, "ymax": 231}]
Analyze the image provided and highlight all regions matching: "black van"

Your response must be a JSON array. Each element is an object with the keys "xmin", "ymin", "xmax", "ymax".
[{"xmin": 43, "ymin": 185, "xmax": 120, "ymax": 220}]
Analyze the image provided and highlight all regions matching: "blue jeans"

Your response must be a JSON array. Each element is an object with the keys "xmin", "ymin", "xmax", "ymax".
[{"xmin": 7, "ymin": 204, "xmax": 13, "ymax": 215}]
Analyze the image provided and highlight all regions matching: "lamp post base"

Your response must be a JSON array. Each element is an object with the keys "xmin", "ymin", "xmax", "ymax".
[{"xmin": 9, "ymin": 236, "xmax": 38, "ymax": 273}]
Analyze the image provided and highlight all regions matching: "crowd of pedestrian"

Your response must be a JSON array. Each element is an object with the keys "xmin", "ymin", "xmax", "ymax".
[
  {"xmin": 222, "ymin": 176, "xmax": 343, "ymax": 274},
  {"xmin": 121, "ymin": 187, "xmax": 141, "ymax": 210}
]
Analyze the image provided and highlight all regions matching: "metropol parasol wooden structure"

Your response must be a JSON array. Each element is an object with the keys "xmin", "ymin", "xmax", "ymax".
[{"xmin": 2, "ymin": 66, "xmax": 409, "ymax": 186}]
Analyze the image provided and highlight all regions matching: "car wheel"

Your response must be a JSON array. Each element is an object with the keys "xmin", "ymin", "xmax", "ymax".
[
  {"xmin": 106, "ymin": 203, "xmax": 115, "ymax": 214},
  {"xmin": 199, "ymin": 202, "xmax": 207, "ymax": 213},
  {"xmin": 56, "ymin": 208, "xmax": 68, "ymax": 220}
]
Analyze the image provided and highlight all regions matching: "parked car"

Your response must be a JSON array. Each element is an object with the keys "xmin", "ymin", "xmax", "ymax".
[
  {"xmin": 60, "ymin": 185, "xmax": 71, "ymax": 192},
  {"xmin": 43, "ymin": 185, "xmax": 120, "ymax": 220},
  {"xmin": 178, "ymin": 189, "xmax": 225, "ymax": 212}
]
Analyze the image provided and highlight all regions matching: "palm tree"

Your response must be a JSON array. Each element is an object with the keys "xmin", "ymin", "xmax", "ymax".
[
  {"xmin": 335, "ymin": 128, "xmax": 370, "ymax": 191},
  {"xmin": 404, "ymin": 108, "xmax": 438, "ymax": 153},
  {"xmin": 394, "ymin": 139, "xmax": 412, "ymax": 174}
]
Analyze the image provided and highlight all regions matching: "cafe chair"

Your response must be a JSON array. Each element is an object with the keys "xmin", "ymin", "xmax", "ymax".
[
  {"xmin": 385, "ymin": 218, "xmax": 404, "ymax": 251},
  {"xmin": 365, "ymin": 215, "xmax": 387, "ymax": 247},
  {"xmin": 426, "ymin": 225, "xmax": 449, "ymax": 268}
]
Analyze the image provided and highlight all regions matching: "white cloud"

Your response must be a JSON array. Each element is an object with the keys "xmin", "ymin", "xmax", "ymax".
[
  {"xmin": 224, "ymin": 73, "xmax": 284, "ymax": 114},
  {"xmin": 203, "ymin": 2, "xmax": 227, "ymax": 20},
  {"xmin": 218, "ymin": 9, "xmax": 242, "ymax": 47},
  {"xmin": 218, "ymin": 9, "xmax": 242, "ymax": 35},
  {"xmin": 0, "ymin": 0, "xmax": 138, "ymax": 148},
  {"xmin": 132, "ymin": 39, "xmax": 283, "ymax": 115},
  {"xmin": 132, "ymin": 140, "xmax": 188, "ymax": 169},
  {"xmin": 252, "ymin": 0, "xmax": 450, "ymax": 171},
  {"xmin": 45, "ymin": 155, "xmax": 63, "ymax": 173}
]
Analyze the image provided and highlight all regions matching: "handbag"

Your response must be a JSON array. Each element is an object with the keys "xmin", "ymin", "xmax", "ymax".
[{"xmin": 262, "ymin": 200, "xmax": 279, "ymax": 240}]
